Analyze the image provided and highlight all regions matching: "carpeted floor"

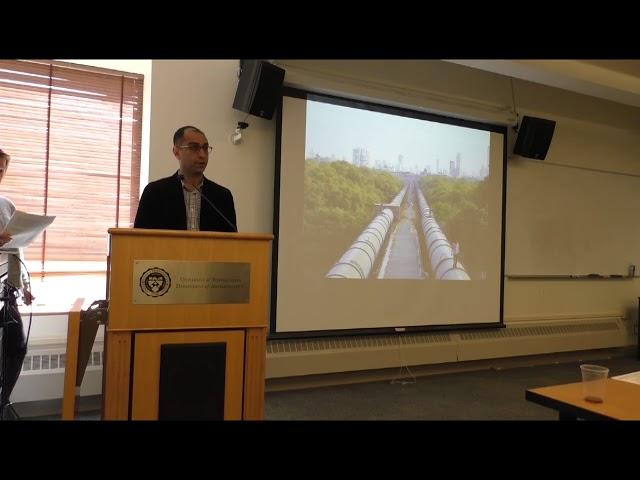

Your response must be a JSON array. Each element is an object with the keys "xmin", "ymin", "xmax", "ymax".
[
  {"xmin": 16, "ymin": 353, "xmax": 640, "ymax": 421},
  {"xmin": 264, "ymin": 354, "xmax": 640, "ymax": 420}
]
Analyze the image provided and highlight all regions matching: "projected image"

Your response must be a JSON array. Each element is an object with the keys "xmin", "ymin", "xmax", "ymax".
[
  {"xmin": 303, "ymin": 100, "xmax": 491, "ymax": 281},
  {"xmin": 275, "ymin": 90, "xmax": 505, "ymax": 333}
]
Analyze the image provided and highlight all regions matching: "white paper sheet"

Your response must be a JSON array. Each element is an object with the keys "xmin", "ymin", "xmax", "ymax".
[
  {"xmin": 611, "ymin": 370, "xmax": 640, "ymax": 385},
  {"xmin": 0, "ymin": 210, "xmax": 55, "ymax": 249}
]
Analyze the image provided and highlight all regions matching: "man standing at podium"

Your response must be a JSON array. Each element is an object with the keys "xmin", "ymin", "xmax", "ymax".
[{"xmin": 134, "ymin": 126, "xmax": 237, "ymax": 232}]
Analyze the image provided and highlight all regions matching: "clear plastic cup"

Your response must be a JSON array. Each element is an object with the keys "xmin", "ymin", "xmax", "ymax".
[{"xmin": 580, "ymin": 364, "xmax": 609, "ymax": 403}]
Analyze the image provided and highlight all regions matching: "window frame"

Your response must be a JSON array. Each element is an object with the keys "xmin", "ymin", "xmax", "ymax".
[{"xmin": 1, "ymin": 59, "xmax": 144, "ymax": 309}]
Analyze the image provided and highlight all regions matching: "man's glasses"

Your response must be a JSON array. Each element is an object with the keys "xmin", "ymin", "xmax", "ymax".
[{"xmin": 178, "ymin": 143, "xmax": 213, "ymax": 153}]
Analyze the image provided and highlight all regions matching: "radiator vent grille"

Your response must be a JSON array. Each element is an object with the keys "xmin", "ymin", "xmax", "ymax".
[
  {"xmin": 459, "ymin": 322, "xmax": 619, "ymax": 340},
  {"xmin": 267, "ymin": 321, "xmax": 621, "ymax": 354},
  {"xmin": 21, "ymin": 350, "xmax": 103, "ymax": 374},
  {"xmin": 267, "ymin": 332, "xmax": 452, "ymax": 354}
]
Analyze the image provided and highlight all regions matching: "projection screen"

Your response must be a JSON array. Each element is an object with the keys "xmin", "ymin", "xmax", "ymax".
[{"xmin": 272, "ymin": 88, "xmax": 506, "ymax": 336}]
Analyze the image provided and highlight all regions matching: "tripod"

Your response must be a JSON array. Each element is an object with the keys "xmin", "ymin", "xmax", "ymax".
[{"xmin": 0, "ymin": 278, "xmax": 24, "ymax": 420}]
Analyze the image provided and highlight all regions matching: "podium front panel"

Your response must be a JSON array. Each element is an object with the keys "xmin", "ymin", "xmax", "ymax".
[{"xmin": 131, "ymin": 330, "xmax": 245, "ymax": 420}]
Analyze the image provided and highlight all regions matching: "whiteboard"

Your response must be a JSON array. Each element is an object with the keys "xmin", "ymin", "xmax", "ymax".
[{"xmin": 505, "ymin": 159, "xmax": 640, "ymax": 276}]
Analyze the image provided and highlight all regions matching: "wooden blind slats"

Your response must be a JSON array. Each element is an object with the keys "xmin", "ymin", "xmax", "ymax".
[{"xmin": 0, "ymin": 60, "xmax": 143, "ymax": 269}]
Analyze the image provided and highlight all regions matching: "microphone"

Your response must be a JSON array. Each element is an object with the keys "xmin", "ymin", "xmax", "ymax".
[{"xmin": 178, "ymin": 173, "xmax": 237, "ymax": 231}]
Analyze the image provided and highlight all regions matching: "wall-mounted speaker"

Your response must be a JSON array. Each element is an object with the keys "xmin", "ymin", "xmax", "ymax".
[
  {"xmin": 232, "ymin": 60, "xmax": 285, "ymax": 120},
  {"xmin": 513, "ymin": 116, "xmax": 556, "ymax": 160}
]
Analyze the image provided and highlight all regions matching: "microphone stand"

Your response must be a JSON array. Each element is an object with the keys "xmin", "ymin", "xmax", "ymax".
[{"xmin": 180, "ymin": 175, "xmax": 237, "ymax": 231}]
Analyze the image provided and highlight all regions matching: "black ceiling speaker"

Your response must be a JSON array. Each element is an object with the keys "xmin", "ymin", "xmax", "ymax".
[
  {"xmin": 513, "ymin": 116, "xmax": 556, "ymax": 160},
  {"xmin": 232, "ymin": 60, "xmax": 285, "ymax": 120}
]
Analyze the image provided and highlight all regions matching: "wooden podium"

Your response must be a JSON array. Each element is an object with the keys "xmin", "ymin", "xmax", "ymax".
[{"xmin": 101, "ymin": 228, "xmax": 272, "ymax": 420}]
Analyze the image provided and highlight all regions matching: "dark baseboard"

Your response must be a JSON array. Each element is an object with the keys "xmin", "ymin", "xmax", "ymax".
[{"xmin": 13, "ymin": 395, "xmax": 102, "ymax": 419}]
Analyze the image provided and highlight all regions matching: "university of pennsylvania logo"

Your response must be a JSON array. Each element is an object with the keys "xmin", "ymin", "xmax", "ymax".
[{"xmin": 140, "ymin": 267, "xmax": 171, "ymax": 297}]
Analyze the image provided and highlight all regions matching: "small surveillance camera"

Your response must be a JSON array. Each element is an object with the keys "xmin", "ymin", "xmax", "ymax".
[{"xmin": 230, "ymin": 129, "xmax": 242, "ymax": 145}]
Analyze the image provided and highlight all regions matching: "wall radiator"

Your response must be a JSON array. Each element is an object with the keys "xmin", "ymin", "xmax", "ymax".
[
  {"xmin": 11, "ymin": 341, "xmax": 104, "ymax": 403},
  {"xmin": 265, "ymin": 314, "xmax": 635, "ymax": 378},
  {"xmin": 11, "ymin": 313, "xmax": 635, "ymax": 402}
]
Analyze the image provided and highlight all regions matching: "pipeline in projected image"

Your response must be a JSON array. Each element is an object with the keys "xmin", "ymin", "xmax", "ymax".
[{"xmin": 303, "ymin": 100, "xmax": 491, "ymax": 281}]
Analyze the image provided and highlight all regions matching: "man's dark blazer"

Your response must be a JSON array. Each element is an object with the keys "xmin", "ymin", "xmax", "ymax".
[{"xmin": 134, "ymin": 172, "xmax": 237, "ymax": 232}]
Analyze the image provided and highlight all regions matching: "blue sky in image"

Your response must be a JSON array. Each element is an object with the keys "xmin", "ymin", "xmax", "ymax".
[{"xmin": 305, "ymin": 100, "xmax": 491, "ymax": 177}]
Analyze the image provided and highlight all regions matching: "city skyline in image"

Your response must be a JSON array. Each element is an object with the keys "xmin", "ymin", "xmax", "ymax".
[{"xmin": 305, "ymin": 100, "xmax": 491, "ymax": 179}]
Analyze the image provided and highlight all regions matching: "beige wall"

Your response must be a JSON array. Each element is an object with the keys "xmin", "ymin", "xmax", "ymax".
[
  {"xmin": 149, "ymin": 60, "xmax": 275, "ymax": 233},
  {"xmin": 145, "ymin": 59, "xmax": 640, "ymax": 326},
  {"xmin": 274, "ymin": 60, "xmax": 640, "ymax": 324},
  {"xmin": 41, "ymin": 60, "xmax": 640, "ymax": 337},
  {"xmin": 19, "ymin": 59, "xmax": 640, "ymax": 393}
]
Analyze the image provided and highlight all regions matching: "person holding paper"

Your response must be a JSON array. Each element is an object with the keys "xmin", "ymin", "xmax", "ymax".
[
  {"xmin": 0, "ymin": 149, "xmax": 33, "ymax": 305},
  {"xmin": 134, "ymin": 126, "xmax": 237, "ymax": 232},
  {"xmin": 0, "ymin": 148, "xmax": 31, "ymax": 415}
]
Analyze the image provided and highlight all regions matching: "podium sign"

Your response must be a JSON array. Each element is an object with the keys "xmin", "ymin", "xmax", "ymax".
[{"xmin": 133, "ymin": 260, "xmax": 250, "ymax": 304}]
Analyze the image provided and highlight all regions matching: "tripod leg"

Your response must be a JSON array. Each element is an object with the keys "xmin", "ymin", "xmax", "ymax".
[
  {"xmin": 0, "ymin": 282, "xmax": 26, "ymax": 421},
  {"xmin": 0, "ymin": 401, "xmax": 20, "ymax": 420},
  {"xmin": 0, "ymin": 347, "xmax": 26, "ymax": 405}
]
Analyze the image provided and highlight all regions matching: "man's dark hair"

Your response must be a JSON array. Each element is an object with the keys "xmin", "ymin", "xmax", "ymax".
[{"xmin": 173, "ymin": 126, "xmax": 204, "ymax": 146}]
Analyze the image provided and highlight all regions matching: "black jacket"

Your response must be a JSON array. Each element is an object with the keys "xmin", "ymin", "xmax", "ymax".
[{"xmin": 134, "ymin": 172, "xmax": 237, "ymax": 232}]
